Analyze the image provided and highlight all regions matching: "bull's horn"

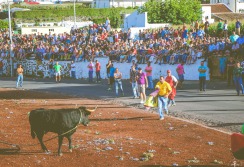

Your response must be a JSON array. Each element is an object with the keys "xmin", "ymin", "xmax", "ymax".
[{"xmin": 86, "ymin": 105, "xmax": 98, "ymax": 112}]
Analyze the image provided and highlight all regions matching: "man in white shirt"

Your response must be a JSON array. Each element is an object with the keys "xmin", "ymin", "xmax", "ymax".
[{"xmin": 70, "ymin": 61, "xmax": 76, "ymax": 79}]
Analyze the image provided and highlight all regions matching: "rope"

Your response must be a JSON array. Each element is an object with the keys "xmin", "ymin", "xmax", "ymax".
[{"xmin": 0, "ymin": 109, "xmax": 83, "ymax": 150}]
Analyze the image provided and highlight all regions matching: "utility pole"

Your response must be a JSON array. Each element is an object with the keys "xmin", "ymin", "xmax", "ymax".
[
  {"xmin": 74, "ymin": 0, "xmax": 76, "ymax": 29},
  {"xmin": 8, "ymin": 0, "xmax": 13, "ymax": 77}
]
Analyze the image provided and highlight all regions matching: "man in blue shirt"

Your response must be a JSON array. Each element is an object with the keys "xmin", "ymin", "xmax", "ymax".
[
  {"xmin": 198, "ymin": 61, "xmax": 208, "ymax": 92},
  {"xmin": 230, "ymin": 31, "xmax": 239, "ymax": 43},
  {"xmin": 235, "ymin": 19, "xmax": 241, "ymax": 36},
  {"xmin": 108, "ymin": 64, "xmax": 115, "ymax": 91}
]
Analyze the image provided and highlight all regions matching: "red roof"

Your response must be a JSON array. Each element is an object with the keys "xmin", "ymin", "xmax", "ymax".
[{"xmin": 202, "ymin": 3, "xmax": 232, "ymax": 13}]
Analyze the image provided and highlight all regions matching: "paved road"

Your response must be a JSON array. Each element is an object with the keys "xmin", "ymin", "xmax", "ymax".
[{"xmin": 0, "ymin": 77, "xmax": 243, "ymax": 132}]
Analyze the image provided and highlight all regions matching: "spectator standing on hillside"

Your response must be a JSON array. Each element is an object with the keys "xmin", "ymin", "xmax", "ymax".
[
  {"xmin": 204, "ymin": 19, "xmax": 210, "ymax": 37},
  {"xmin": 130, "ymin": 65, "xmax": 139, "ymax": 99},
  {"xmin": 16, "ymin": 64, "xmax": 24, "ymax": 88},
  {"xmin": 114, "ymin": 68, "xmax": 124, "ymax": 97},
  {"xmin": 54, "ymin": 62, "xmax": 62, "ymax": 83},
  {"xmin": 235, "ymin": 19, "xmax": 242, "ymax": 36},
  {"xmin": 70, "ymin": 60, "xmax": 76, "ymax": 79},
  {"xmin": 165, "ymin": 70, "xmax": 178, "ymax": 107},
  {"xmin": 155, "ymin": 76, "xmax": 172, "ymax": 120},
  {"xmin": 223, "ymin": 20, "xmax": 228, "ymax": 38},
  {"xmin": 87, "ymin": 60, "xmax": 94, "ymax": 83},
  {"xmin": 136, "ymin": 67, "xmax": 148, "ymax": 104},
  {"xmin": 105, "ymin": 17, "xmax": 110, "ymax": 29},
  {"xmin": 145, "ymin": 62, "xmax": 153, "ymax": 90},
  {"xmin": 233, "ymin": 62, "xmax": 243, "ymax": 96},
  {"xmin": 198, "ymin": 61, "xmax": 208, "ymax": 92},
  {"xmin": 217, "ymin": 20, "xmax": 223, "ymax": 37},
  {"xmin": 95, "ymin": 59, "xmax": 101, "ymax": 83},
  {"xmin": 176, "ymin": 62, "xmax": 185, "ymax": 89}
]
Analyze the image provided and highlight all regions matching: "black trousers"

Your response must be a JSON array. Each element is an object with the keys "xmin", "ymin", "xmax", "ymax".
[{"xmin": 199, "ymin": 76, "xmax": 206, "ymax": 91}]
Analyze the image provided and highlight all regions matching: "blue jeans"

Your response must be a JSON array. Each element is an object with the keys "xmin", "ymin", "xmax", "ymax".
[
  {"xmin": 147, "ymin": 76, "xmax": 154, "ymax": 89},
  {"xmin": 96, "ymin": 71, "xmax": 101, "ymax": 82},
  {"xmin": 131, "ymin": 82, "xmax": 139, "ymax": 98},
  {"xmin": 71, "ymin": 71, "xmax": 76, "ymax": 79},
  {"xmin": 88, "ymin": 71, "xmax": 93, "ymax": 82},
  {"xmin": 16, "ymin": 74, "xmax": 23, "ymax": 87},
  {"xmin": 233, "ymin": 76, "xmax": 244, "ymax": 95},
  {"xmin": 115, "ymin": 79, "xmax": 124, "ymax": 96},
  {"xmin": 158, "ymin": 96, "xmax": 168, "ymax": 118}
]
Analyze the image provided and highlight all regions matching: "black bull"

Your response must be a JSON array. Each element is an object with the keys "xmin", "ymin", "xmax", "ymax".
[{"xmin": 29, "ymin": 106, "xmax": 96, "ymax": 156}]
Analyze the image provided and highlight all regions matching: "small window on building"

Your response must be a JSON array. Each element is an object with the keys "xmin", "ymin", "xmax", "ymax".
[
  {"xmin": 31, "ymin": 29, "xmax": 37, "ymax": 32},
  {"xmin": 49, "ymin": 29, "xmax": 54, "ymax": 32}
]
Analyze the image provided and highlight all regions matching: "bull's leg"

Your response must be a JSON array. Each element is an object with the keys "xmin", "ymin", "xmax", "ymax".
[
  {"xmin": 67, "ymin": 135, "xmax": 72, "ymax": 152},
  {"xmin": 58, "ymin": 136, "xmax": 64, "ymax": 156},
  {"xmin": 36, "ymin": 132, "xmax": 48, "ymax": 153}
]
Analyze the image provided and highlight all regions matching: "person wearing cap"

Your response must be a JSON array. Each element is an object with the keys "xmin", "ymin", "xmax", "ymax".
[
  {"xmin": 136, "ymin": 67, "xmax": 148, "ymax": 104},
  {"xmin": 155, "ymin": 76, "xmax": 172, "ymax": 120},
  {"xmin": 165, "ymin": 70, "xmax": 178, "ymax": 107}
]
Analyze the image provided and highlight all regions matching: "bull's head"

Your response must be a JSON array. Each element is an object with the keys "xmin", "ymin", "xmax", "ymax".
[{"xmin": 78, "ymin": 105, "xmax": 97, "ymax": 126}]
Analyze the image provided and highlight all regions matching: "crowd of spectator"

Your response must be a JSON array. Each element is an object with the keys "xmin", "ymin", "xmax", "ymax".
[{"xmin": 0, "ymin": 18, "xmax": 243, "ymax": 71}]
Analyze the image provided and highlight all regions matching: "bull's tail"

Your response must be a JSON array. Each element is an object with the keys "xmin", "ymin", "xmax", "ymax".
[{"xmin": 31, "ymin": 127, "xmax": 36, "ymax": 139}]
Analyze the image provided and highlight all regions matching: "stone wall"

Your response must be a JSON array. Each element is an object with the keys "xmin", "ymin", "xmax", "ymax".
[{"xmin": 1, "ymin": 57, "xmax": 209, "ymax": 80}]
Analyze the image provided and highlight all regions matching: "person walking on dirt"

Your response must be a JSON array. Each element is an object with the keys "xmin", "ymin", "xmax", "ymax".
[
  {"xmin": 155, "ymin": 76, "xmax": 172, "ymax": 120},
  {"xmin": 165, "ymin": 70, "xmax": 178, "ymax": 107},
  {"xmin": 16, "ymin": 64, "xmax": 24, "ymax": 88},
  {"xmin": 136, "ymin": 67, "xmax": 148, "ymax": 104},
  {"xmin": 54, "ymin": 62, "xmax": 62, "ymax": 83}
]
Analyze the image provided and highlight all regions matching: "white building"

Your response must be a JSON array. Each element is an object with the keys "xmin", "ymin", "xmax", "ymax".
[{"xmin": 210, "ymin": 0, "xmax": 244, "ymax": 13}]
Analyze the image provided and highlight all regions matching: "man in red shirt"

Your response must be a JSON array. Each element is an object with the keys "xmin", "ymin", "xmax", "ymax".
[{"xmin": 95, "ymin": 60, "xmax": 101, "ymax": 83}]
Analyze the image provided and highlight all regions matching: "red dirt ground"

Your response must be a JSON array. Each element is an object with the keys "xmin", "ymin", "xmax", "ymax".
[{"xmin": 0, "ymin": 88, "xmax": 242, "ymax": 167}]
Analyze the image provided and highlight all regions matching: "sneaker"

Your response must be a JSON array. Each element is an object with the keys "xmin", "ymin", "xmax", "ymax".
[
  {"xmin": 107, "ymin": 88, "xmax": 111, "ymax": 91},
  {"xmin": 159, "ymin": 117, "xmax": 164, "ymax": 120},
  {"xmin": 172, "ymin": 103, "xmax": 176, "ymax": 106},
  {"xmin": 168, "ymin": 104, "xmax": 172, "ymax": 108},
  {"xmin": 140, "ymin": 100, "xmax": 144, "ymax": 104}
]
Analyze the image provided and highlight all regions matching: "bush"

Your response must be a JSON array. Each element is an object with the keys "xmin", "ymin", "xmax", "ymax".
[{"xmin": 13, "ymin": 8, "xmax": 124, "ymax": 28}]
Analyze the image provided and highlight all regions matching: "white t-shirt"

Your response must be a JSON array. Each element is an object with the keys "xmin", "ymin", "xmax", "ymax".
[{"xmin": 71, "ymin": 63, "xmax": 76, "ymax": 72}]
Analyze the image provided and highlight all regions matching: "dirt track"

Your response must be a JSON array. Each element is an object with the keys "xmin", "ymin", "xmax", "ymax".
[{"xmin": 0, "ymin": 88, "xmax": 242, "ymax": 167}]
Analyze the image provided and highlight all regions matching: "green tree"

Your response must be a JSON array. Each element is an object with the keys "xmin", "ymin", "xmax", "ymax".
[
  {"xmin": 0, "ymin": 20, "xmax": 9, "ymax": 29},
  {"xmin": 139, "ymin": 0, "xmax": 202, "ymax": 24}
]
